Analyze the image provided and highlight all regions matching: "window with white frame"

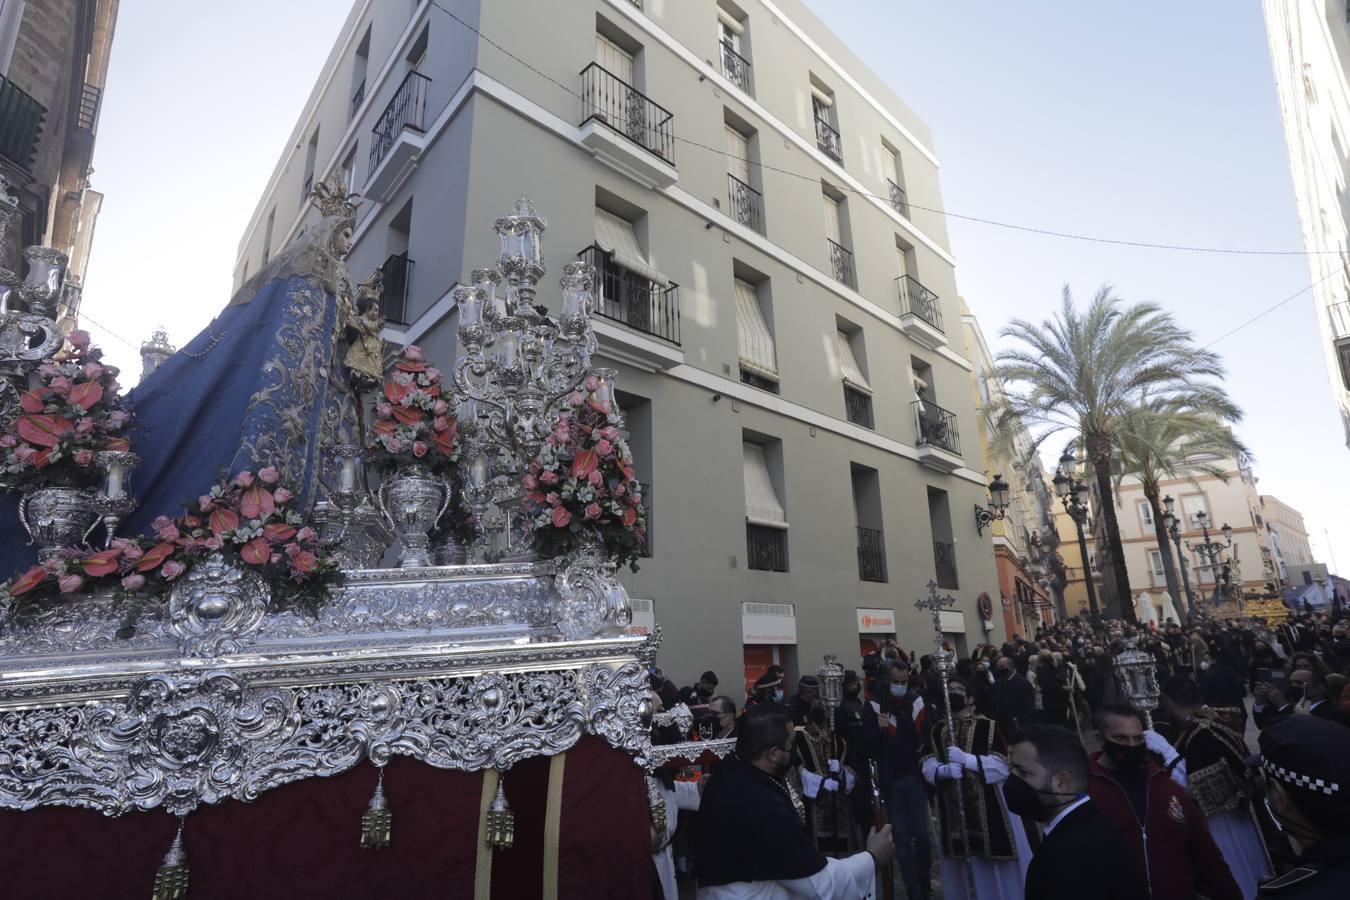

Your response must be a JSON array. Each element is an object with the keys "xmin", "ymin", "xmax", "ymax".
[
  {"xmin": 1180, "ymin": 494, "xmax": 1209, "ymax": 530},
  {"xmin": 1138, "ymin": 500, "xmax": 1154, "ymax": 528},
  {"xmin": 1148, "ymin": 550, "xmax": 1165, "ymax": 583},
  {"xmin": 340, "ymin": 146, "xmax": 357, "ymax": 193}
]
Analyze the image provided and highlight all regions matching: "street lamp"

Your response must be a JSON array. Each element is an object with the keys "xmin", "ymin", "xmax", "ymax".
[
  {"xmin": 974, "ymin": 473, "xmax": 1011, "ymax": 536},
  {"xmin": 1055, "ymin": 450, "xmax": 1101, "ymax": 625},
  {"xmin": 1162, "ymin": 499, "xmax": 1196, "ymax": 612},
  {"xmin": 1186, "ymin": 510, "xmax": 1235, "ymax": 605}
]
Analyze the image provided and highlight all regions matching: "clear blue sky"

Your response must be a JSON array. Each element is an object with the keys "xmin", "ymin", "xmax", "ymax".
[
  {"xmin": 80, "ymin": 1, "xmax": 1347, "ymax": 570},
  {"xmin": 803, "ymin": 0, "xmax": 1349, "ymax": 570}
]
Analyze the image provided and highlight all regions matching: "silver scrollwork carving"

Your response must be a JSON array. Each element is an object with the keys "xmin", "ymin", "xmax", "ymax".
[
  {"xmin": 554, "ymin": 538, "xmax": 632, "ymax": 640},
  {"xmin": 167, "ymin": 553, "xmax": 271, "ymax": 658}
]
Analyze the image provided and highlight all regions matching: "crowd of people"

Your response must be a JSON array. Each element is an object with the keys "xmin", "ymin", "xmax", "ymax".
[{"xmin": 646, "ymin": 609, "xmax": 1350, "ymax": 899}]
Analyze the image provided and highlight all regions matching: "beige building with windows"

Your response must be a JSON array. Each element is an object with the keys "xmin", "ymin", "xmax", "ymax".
[
  {"xmin": 1260, "ymin": 493, "xmax": 1316, "ymax": 581},
  {"xmin": 233, "ymin": 0, "xmax": 1003, "ymax": 691},
  {"xmin": 1113, "ymin": 455, "xmax": 1280, "ymax": 615}
]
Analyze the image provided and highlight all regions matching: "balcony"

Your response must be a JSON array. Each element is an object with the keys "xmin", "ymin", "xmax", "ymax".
[
  {"xmin": 0, "ymin": 77, "xmax": 45, "ymax": 171},
  {"xmin": 933, "ymin": 540, "xmax": 959, "ymax": 589},
  {"xmin": 747, "ymin": 523, "xmax": 788, "ymax": 572},
  {"xmin": 827, "ymin": 238, "xmax": 855, "ymax": 288},
  {"xmin": 579, "ymin": 63, "xmax": 677, "ymax": 189},
  {"xmin": 579, "ymin": 244, "xmax": 683, "ymax": 370},
  {"xmin": 844, "ymin": 385, "xmax": 873, "ymax": 429},
  {"xmin": 379, "ymin": 252, "xmax": 413, "ymax": 325},
  {"xmin": 857, "ymin": 526, "xmax": 886, "ymax": 582},
  {"xmin": 727, "ymin": 173, "xmax": 763, "ymax": 233},
  {"xmin": 913, "ymin": 399, "xmax": 962, "ymax": 472},
  {"xmin": 351, "ymin": 79, "xmax": 366, "ymax": 120},
  {"xmin": 815, "ymin": 115, "xmax": 842, "ymax": 163},
  {"xmin": 366, "ymin": 70, "xmax": 430, "ymax": 201},
  {"xmin": 75, "ymin": 83, "xmax": 101, "ymax": 135},
  {"xmin": 896, "ymin": 274, "xmax": 947, "ymax": 349},
  {"xmin": 887, "ymin": 179, "xmax": 909, "ymax": 218},
  {"xmin": 719, "ymin": 41, "xmax": 753, "ymax": 95}
]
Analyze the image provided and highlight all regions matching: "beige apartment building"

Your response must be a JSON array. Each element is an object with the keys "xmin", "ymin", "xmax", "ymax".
[
  {"xmin": 1113, "ymin": 455, "xmax": 1280, "ymax": 615},
  {"xmin": 1260, "ymin": 493, "xmax": 1315, "ymax": 582},
  {"xmin": 233, "ymin": 0, "xmax": 1004, "ymax": 691}
]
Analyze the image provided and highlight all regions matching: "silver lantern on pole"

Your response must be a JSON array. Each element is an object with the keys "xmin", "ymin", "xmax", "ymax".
[{"xmin": 1112, "ymin": 636, "xmax": 1160, "ymax": 728}]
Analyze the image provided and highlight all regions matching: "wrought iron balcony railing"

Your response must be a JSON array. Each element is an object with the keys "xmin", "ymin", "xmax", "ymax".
[
  {"xmin": 720, "ymin": 41, "xmax": 753, "ymax": 94},
  {"xmin": 913, "ymin": 399, "xmax": 960, "ymax": 455},
  {"xmin": 827, "ymin": 238, "xmax": 855, "ymax": 288},
  {"xmin": 844, "ymin": 385, "xmax": 873, "ymax": 428},
  {"xmin": 727, "ymin": 173, "xmax": 763, "ymax": 233},
  {"xmin": 580, "ymin": 63, "xmax": 675, "ymax": 163},
  {"xmin": 379, "ymin": 252, "xmax": 413, "ymax": 325},
  {"xmin": 934, "ymin": 540, "xmax": 959, "ymax": 589},
  {"xmin": 747, "ymin": 523, "xmax": 788, "ymax": 572},
  {"xmin": 578, "ymin": 244, "xmax": 682, "ymax": 345},
  {"xmin": 75, "ymin": 83, "xmax": 101, "ymax": 134},
  {"xmin": 0, "ymin": 76, "xmax": 45, "ymax": 171},
  {"xmin": 1330, "ymin": 300, "xmax": 1350, "ymax": 338},
  {"xmin": 815, "ymin": 115, "xmax": 842, "ymax": 162},
  {"xmin": 857, "ymin": 526, "xmax": 886, "ymax": 582},
  {"xmin": 369, "ymin": 70, "xmax": 430, "ymax": 173},
  {"xmin": 887, "ymin": 179, "xmax": 908, "ymax": 218},
  {"xmin": 351, "ymin": 78, "xmax": 366, "ymax": 120},
  {"xmin": 740, "ymin": 367, "xmax": 777, "ymax": 393},
  {"xmin": 897, "ymin": 274, "xmax": 943, "ymax": 332}
]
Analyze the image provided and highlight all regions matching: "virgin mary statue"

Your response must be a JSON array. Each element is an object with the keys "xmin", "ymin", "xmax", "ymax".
[{"xmin": 118, "ymin": 170, "xmax": 366, "ymax": 534}]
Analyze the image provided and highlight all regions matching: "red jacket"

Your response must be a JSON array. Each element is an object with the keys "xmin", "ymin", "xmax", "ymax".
[{"xmin": 1087, "ymin": 753, "xmax": 1241, "ymax": 900}]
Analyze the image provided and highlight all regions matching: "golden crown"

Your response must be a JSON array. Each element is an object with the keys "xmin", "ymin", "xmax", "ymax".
[{"xmin": 310, "ymin": 169, "xmax": 361, "ymax": 220}]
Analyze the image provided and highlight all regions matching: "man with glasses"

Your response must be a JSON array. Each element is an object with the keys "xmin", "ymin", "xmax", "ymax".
[{"xmin": 695, "ymin": 704, "xmax": 893, "ymax": 899}]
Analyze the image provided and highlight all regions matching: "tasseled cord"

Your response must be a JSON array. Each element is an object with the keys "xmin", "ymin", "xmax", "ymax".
[
  {"xmin": 484, "ymin": 777, "xmax": 515, "ymax": 850},
  {"xmin": 150, "ymin": 817, "xmax": 189, "ymax": 900},
  {"xmin": 360, "ymin": 766, "xmax": 393, "ymax": 850}
]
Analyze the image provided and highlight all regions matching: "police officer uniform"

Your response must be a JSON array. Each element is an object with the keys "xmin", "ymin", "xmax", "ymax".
[{"xmin": 1256, "ymin": 716, "xmax": 1350, "ymax": 897}]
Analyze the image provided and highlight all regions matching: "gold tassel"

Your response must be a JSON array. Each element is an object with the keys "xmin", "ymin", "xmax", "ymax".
[
  {"xmin": 150, "ymin": 818, "xmax": 189, "ymax": 900},
  {"xmin": 360, "ymin": 767, "xmax": 393, "ymax": 850},
  {"xmin": 484, "ymin": 776, "xmax": 515, "ymax": 850}
]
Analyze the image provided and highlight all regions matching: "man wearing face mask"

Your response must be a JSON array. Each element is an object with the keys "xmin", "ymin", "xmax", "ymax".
[
  {"xmin": 1007, "ymin": 724, "xmax": 1148, "ymax": 899},
  {"xmin": 791, "ymin": 699, "xmax": 856, "ymax": 856},
  {"xmin": 1256, "ymin": 714, "xmax": 1350, "ymax": 896},
  {"xmin": 695, "ymin": 704, "xmax": 894, "ymax": 899},
  {"xmin": 1088, "ymin": 704, "xmax": 1242, "ymax": 900},
  {"xmin": 1254, "ymin": 658, "xmax": 1350, "ymax": 730},
  {"xmin": 920, "ymin": 678, "xmax": 1032, "ymax": 900},
  {"xmin": 864, "ymin": 659, "xmax": 931, "ymax": 900},
  {"xmin": 992, "ymin": 655, "xmax": 1038, "ymax": 740}
]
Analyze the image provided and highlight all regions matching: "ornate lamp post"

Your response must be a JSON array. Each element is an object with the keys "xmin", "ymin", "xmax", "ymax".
[
  {"xmin": 1053, "ymin": 450, "xmax": 1101, "ymax": 625},
  {"xmin": 973, "ymin": 472, "xmax": 1011, "ymax": 537},
  {"xmin": 1113, "ymin": 636, "xmax": 1161, "ymax": 728},
  {"xmin": 1161, "ymin": 496, "xmax": 1196, "ymax": 612},
  {"xmin": 1186, "ymin": 510, "xmax": 1233, "ymax": 605}
]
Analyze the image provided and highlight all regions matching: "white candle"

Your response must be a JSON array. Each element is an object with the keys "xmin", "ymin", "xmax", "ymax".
[{"xmin": 105, "ymin": 463, "xmax": 124, "ymax": 499}]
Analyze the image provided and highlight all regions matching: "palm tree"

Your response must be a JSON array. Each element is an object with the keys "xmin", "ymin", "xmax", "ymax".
[
  {"xmin": 992, "ymin": 286, "xmax": 1228, "ymax": 623},
  {"xmin": 1115, "ymin": 395, "xmax": 1246, "ymax": 619}
]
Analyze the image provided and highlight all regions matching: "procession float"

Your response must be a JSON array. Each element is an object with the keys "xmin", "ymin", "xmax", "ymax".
[{"xmin": 0, "ymin": 174, "xmax": 720, "ymax": 898}]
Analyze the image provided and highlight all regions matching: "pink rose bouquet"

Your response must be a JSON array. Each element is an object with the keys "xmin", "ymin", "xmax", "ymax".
[
  {"xmin": 522, "ymin": 385, "xmax": 647, "ymax": 571},
  {"xmin": 368, "ymin": 345, "xmax": 460, "ymax": 473}
]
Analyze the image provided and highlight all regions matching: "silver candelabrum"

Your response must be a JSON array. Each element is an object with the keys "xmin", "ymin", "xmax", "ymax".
[{"xmin": 452, "ymin": 196, "xmax": 609, "ymax": 563}]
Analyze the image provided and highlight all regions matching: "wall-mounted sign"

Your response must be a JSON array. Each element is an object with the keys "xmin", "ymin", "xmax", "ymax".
[
  {"xmin": 939, "ymin": 609, "xmax": 966, "ymax": 634},
  {"xmin": 856, "ymin": 607, "xmax": 896, "ymax": 634},
  {"xmin": 742, "ymin": 602, "xmax": 797, "ymax": 644}
]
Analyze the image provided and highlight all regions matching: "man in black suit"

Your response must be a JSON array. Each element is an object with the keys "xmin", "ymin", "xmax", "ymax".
[
  {"xmin": 1254, "ymin": 660, "xmax": 1350, "ymax": 730},
  {"xmin": 993, "ymin": 656, "xmax": 1038, "ymax": 738},
  {"xmin": 1006, "ymin": 724, "xmax": 1148, "ymax": 900}
]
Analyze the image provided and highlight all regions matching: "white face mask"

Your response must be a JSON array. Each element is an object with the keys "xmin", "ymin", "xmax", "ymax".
[{"xmin": 889, "ymin": 683, "xmax": 906, "ymax": 697}]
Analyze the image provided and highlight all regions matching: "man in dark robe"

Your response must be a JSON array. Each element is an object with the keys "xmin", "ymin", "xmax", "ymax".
[{"xmin": 695, "ymin": 704, "xmax": 892, "ymax": 898}]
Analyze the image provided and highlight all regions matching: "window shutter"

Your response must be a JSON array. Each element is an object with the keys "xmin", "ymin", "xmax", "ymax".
[
  {"xmin": 593, "ymin": 208, "xmax": 664, "ymax": 283},
  {"xmin": 735, "ymin": 278, "xmax": 777, "ymax": 377},
  {"xmin": 834, "ymin": 330, "xmax": 871, "ymax": 392},
  {"xmin": 743, "ymin": 443, "xmax": 787, "ymax": 528}
]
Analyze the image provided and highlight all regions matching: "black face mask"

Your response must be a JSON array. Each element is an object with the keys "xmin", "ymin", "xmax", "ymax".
[
  {"xmin": 947, "ymin": 694, "xmax": 967, "ymax": 713},
  {"xmin": 1002, "ymin": 774, "xmax": 1078, "ymax": 822},
  {"xmin": 1102, "ymin": 739, "xmax": 1147, "ymax": 773},
  {"xmin": 844, "ymin": 684, "xmax": 861, "ymax": 699},
  {"xmin": 994, "ymin": 669, "xmax": 1011, "ymax": 682},
  {"xmin": 809, "ymin": 707, "xmax": 828, "ymax": 726},
  {"xmin": 1286, "ymin": 685, "xmax": 1306, "ymax": 704}
]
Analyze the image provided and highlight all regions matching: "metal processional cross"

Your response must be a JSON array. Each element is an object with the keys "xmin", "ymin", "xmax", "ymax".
[{"xmin": 914, "ymin": 581, "xmax": 977, "ymax": 898}]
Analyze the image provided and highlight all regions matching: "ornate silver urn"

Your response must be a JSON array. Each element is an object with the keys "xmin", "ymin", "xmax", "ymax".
[
  {"xmin": 19, "ymin": 486, "xmax": 99, "ymax": 563},
  {"xmin": 377, "ymin": 464, "xmax": 450, "ymax": 568}
]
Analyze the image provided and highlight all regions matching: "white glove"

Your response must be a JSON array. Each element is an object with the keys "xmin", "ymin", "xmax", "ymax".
[
  {"xmin": 937, "ymin": 763, "xmax": 964, "ymax": 781},
  {"xmin": 948, "ymin": 747, "xmax": 979, "ymax": 771},
  {"xmin": 1143, "ymin": 730, "xmax": 1180, "ymax": 766},
  {"xmin": 828, "ymin": 759, "xmax": 841, "ymax": 774},
  {"xmin": 822, "ymin": 778, "xmax": 839, "ymax": 793},
  {"xmin": 800, "ymin": 769, "xmax": 823, "ymax": 799},
  {"xmin": 844, "ymin": 769, "xmax": 856, "ymax": 794}
]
